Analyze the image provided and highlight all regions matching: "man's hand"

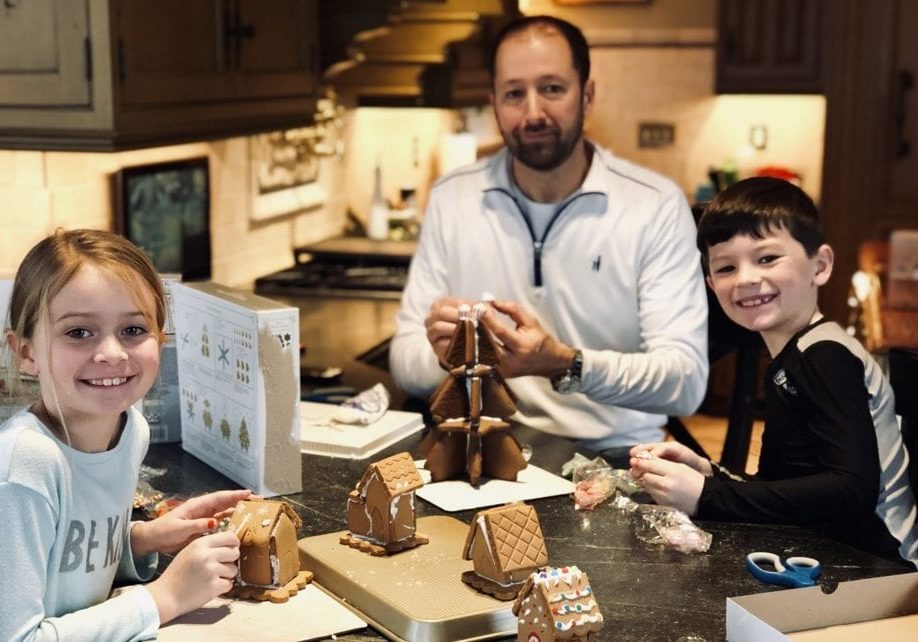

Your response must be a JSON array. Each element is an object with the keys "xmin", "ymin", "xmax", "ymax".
[
  {"xmin": 481, "ymin": 300, "xmax": 574, "ymax": 379},
  {"xmin": 424, "ymin": 297, "xmax": 479, "ymax": 367}
]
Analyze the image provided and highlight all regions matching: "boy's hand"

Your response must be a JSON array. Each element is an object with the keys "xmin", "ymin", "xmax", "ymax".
[
  {"xmin": 629, "ymin": 442, "xmax": 713, "ymax": 477},
  {"xmin": 146, "ymin": 532, "xmax": 240, "ymax": 624},
  {"xmin": 629, "ymin": 456, "xmax": 705, "ymax": 515},
  {"xmin": 133, "ymin": 489, "xmax": 252, "ymax": 556}
]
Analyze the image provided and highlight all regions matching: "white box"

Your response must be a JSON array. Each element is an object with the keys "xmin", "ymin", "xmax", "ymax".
[
  {"xmin": 143, "ymin": 277, "xmax": 181, "ymax": 443},
  {"xmin": 888, "ymin": 230, "xmax": 918, "ymax": 308},
  {"xmin": 172, "ymin": 282, "xmax": 301, "ymax": 496},
  {"xmin": 143, "ymin": 343, "xmax": 182, "ymax": 443},
  {"xmin": 726, "ymin": 572, "xmax": 918, "ymax": 641},
  {"xmin": 0, "ymin": 278, "xmax": 12, "ymax": 330}
]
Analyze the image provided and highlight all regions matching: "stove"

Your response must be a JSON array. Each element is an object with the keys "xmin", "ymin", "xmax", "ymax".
[{"xmin": 254, "ymin": 236, "xmax": 415, "ymax": 300}]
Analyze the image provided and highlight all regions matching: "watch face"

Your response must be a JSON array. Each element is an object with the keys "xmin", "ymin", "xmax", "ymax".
[
  {"xmin": 552, "ymin": 373, "xmax": 581, "ymax": 394},
  {"xmin": 551, "ymin": 350, "xmax": 583, "ymax": 394}
]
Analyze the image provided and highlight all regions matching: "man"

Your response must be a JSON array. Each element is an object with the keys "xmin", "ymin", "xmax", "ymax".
[{"xmin": 389, "ymin": 15, "xmax": 708, "ymax": 463}]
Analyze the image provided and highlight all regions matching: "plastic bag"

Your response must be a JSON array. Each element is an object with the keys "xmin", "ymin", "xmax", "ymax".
[
  {"xmin": 567, "ymin": 457, "xmax": 613, "ymax": 510},
  {"xmin": 634, "ymin": 505, "xmax": 712, "ymax": 554}
]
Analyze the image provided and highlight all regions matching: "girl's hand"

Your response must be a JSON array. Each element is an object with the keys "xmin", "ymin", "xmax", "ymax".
[
  {"xmin": 133, "ymin": 489, "xmax": 252, "ymax": 556},
  {"xmin": 146, "ymin": 532, "xmax": 240, "ymax": 624},
  {"xmin": 629, "ymin": 456, "xmax": 706, "ymax": 515},
  {"xmin": 629, "ymin": 442, "xmax": 713, "ymax": 477}
]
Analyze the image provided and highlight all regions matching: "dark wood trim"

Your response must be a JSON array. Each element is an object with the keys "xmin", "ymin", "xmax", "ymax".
[{"xmin": 819, "ymin": 0, "xmax": 898, "ymax": 322}]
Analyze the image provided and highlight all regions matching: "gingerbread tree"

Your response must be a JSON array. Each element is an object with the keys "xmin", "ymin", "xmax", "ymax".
[{"xmin": 420, "ymin": 302, "xmax": 526, "ymax": 487}]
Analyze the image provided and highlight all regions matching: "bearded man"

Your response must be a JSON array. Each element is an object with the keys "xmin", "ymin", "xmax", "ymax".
[{"xmin": 389, "ymin": 15, "xmax": 708, "ymax": 464}]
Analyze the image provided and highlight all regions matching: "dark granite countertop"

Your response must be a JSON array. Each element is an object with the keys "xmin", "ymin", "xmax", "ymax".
[
  {"xmin": 144, "ymin": 293, "xmax": 910, "ymax": 641},
  {"xmin": 144, "ymin": 422, "xmax": 909, "ymax": 642}
]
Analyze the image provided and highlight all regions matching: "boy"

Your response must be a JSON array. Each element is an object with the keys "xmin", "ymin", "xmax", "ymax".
[{"xmin": 629, "ymin": 177, "xmax": 917, "ymax": 567}]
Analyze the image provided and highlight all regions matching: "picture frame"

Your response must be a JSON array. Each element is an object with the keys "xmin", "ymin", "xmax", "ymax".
[
  {"xmin": 250, "ymin": 129, "xmax": 327, "ymax": 221},
  {"xmin": 114, "ymin": 157, "xmax": 211, "ymax": 281}
]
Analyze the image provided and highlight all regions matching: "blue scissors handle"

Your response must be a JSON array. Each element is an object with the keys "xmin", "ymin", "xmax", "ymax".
[{"xmin": 746, "ymin": 552, "xmax": 822, "ymax": 588}]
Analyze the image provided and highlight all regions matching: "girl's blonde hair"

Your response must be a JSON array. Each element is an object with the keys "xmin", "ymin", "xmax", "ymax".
[{"xmin": 9, "ymin": 228, "xmax": 166, "ymax": 346}]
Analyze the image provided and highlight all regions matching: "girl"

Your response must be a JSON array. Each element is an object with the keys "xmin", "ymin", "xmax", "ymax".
[{"xmin": 0, "ymin": 229, "xmax": 251, "ymax": 641}]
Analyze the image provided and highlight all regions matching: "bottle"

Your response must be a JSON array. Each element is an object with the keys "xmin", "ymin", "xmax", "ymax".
[{"xmin": 367, "ymin": 160, "xmax": 389, "ymax": 241}]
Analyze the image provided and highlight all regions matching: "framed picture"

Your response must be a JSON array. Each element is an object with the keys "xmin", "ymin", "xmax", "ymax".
[
  {"xmin": 114, "ymin": 157, "xmax": 211, "ymax": 281},
  {"xmin": 250, "ymin": 129, "xmax": 327, "ymax": 221}
]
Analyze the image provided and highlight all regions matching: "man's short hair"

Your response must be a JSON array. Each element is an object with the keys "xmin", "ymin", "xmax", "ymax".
[
  {"xmin": 697, "ymin": 177, "xmax": 826, "ymax": 261},
  {"xmin": 488, "ymin": 15, "xmax": 590, "ymax": 88}
]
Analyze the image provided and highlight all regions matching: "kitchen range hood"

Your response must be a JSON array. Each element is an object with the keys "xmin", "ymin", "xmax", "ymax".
[{"xmin": 321, "ymin": 0, "xmax": 520, "ymax": 107}]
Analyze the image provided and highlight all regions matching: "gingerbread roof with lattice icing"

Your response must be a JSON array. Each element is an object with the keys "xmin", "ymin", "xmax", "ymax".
[{"xmin": 463, "ymin": 502, "xmax": 548, "ymax": 573}]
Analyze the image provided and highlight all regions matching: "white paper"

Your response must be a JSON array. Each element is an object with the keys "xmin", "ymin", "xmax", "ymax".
[
  {"xmin": 158, "ymin": 584, "xmax": 366, "ymax": 642},
  {"xmin": 300, "ymin": 401, "xmax": 423, "ymax": 459},
  {"xmin": 415, "ymin": 460, "xmax": 574, "ymax": 512}
]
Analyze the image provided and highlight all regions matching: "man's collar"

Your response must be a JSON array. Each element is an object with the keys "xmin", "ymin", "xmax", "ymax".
[{"xmin": 483, "ymin": 140, "xmax": 609, "ymax": 199}]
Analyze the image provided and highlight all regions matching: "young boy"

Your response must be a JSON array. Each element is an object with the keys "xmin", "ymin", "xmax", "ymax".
[{"xmin": 629, "ymin": 177, "xmax": 917, "ymax": 567}]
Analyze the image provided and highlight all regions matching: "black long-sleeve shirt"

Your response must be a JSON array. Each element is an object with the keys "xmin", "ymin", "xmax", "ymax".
[{"xmin": 698, "ymin": 319, "xmax": 917, "ymax": 566}]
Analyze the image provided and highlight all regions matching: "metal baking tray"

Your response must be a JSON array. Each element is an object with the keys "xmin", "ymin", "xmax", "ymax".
[{"xmin": 298, "ymin": 515, "xmax": 515, "ymax": 641}]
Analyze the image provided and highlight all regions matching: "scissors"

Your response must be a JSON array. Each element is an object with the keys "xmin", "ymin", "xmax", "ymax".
[{"xmin": 745, "ymin": 552, "xmax": 822, "ymax": 588}]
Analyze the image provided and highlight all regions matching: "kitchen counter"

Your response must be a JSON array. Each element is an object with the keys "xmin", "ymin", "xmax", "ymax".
[
  {"xmin": 144, "ymin": 424, "xmax": 909, "ymax": 642},
  {"xmin": 144, "ymin": 291, "xmax": 910, "ymax": 640}
]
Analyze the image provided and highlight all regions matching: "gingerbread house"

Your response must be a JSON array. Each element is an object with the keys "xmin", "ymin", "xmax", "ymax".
[
  {"xmin": 512, "ymin": 566, "xmax": 604, "ymax": 642},
  {"xmin": 226, "ymin": 499, "xmax": 313, "ymax": 603},
  {"xmin": 461, "ymin": 502, "xmax": 548, "ymax": 600},
  {"xmin": 422, "ymin": 303, "xmax": 527, "ymax": 487},
  {"xmin": 340, "ymin": 451, "xmax": 429, "ymax": 555}
]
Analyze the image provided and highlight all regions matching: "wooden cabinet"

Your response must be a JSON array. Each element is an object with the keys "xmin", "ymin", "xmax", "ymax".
[
  {"xmin": 819, "ymin": 0, "xmax": 918, "ymax": 323},
  {"xmin": 0, "ymin": 0, "xmax": 318, "ymax": 150},
  {"xmin": 716, "ymin": 0, "xmax": 825, "ymax": 93},
  {"xmin": 0, "ymin": 0, "xmax": 90, "ymax": 108}
]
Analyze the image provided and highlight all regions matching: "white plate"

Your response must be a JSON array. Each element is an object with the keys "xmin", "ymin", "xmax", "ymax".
[{"xmin": 415, "ymin": 459, "xmax": 574, "ymax": 512}]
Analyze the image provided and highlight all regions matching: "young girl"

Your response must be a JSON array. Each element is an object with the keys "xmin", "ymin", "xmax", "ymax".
[
  {"xmin": 0, "ymin": 229, "xmax": 251, "ymax": 641},
  {"xmin": 629, "ymin": 177, "xmax": 917, "ymax": 567}
]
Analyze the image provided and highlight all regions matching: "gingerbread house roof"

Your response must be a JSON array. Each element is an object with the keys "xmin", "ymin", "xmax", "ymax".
[
  {"xmin": 512, "ymin": 566, "xmax": 604, "ymax": 638},
  {"xmin": 463, "ymin": 502, "xmax": 548, "ymax": 572},
  {"xmin": 358, "ymin": 451, "xmax": 423, "ymax": 497},
  {"xmin": 229, "ymin": 499, "xmax": 302, "ymax": 545}
]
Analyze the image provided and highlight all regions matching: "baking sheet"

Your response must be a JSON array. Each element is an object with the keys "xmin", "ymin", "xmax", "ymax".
[
  {"xmin": 299, "ymin": 515, "xmax": 516, "ymax": 642},
  {"xmin": 414, "ymin": 460, "xmax": 574, "ymax": 512},
  {"xmin": 157, "ymin": 583, "xmax": 366, "ymax": 641}
]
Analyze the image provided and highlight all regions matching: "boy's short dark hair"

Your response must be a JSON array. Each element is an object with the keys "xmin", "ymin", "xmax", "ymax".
[
  {"xmin": 697, "ymin": 177, "xmax": 826, "ymax": 264},
  {"xmin": 488, "ymin": 15, "xmax": 590, "ymax": 88}
]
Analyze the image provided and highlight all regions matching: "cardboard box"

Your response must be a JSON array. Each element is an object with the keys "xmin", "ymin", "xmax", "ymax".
[
  {"xmin": 0, "ymin": 278, "xmax": 12, "ymax": 330},
  {"xmin": 726, "ymin": 572, "xmax": 918, "ymax": 641},
  {"xmin": 143, "ymin": 277, "xmax": 182, "ymax": 443},
  {"xmin": 142, "ymin": 342, "xmax": 182, "ymax": 443},
  {"xmin": 172, "ymin": 282, "xmax": 301, "ymax": 496},
  {"xmin": 888, "ymin": 230, "xmax": 918, "ymax": 309}
]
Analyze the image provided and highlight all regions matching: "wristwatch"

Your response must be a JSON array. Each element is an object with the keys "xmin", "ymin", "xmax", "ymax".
[{"xmin": 551, "ymin": 349, "xmax": 583, "ymax": 394}]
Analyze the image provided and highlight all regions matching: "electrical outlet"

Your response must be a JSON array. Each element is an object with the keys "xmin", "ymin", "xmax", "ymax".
[
  {"xmin": 749, "ymin": 125, "xmax": 768, "ymax": 150},
  {"xmin": 638, "ymin": 122, "xmax": 675, "ymax": 148}
]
